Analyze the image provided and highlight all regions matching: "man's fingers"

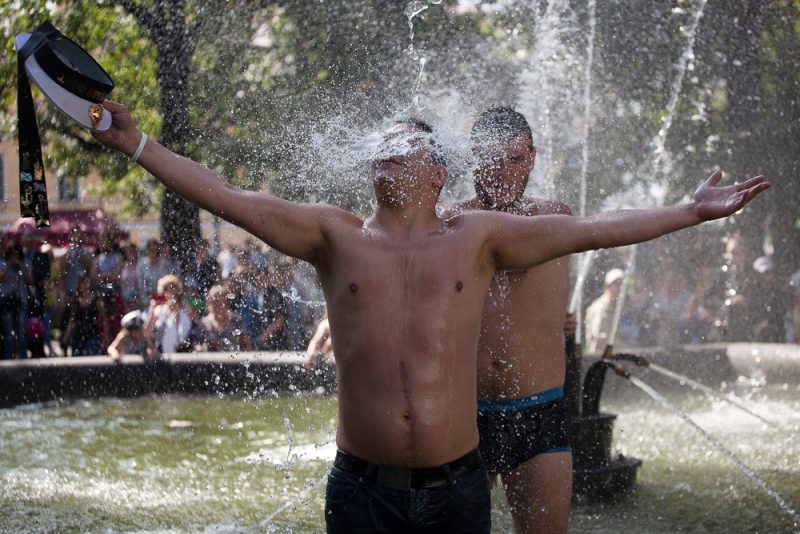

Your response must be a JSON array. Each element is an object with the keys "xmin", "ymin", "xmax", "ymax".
[
  {"xmin": 742, "ymin": 181, "xmax": 772, "ymax": 203},
  {"xmin": 101, "ymin": 100, "xmax": 127, "ymax": 113},
  {"xmin": 705, "ymin": 169, "xmax": 722, "ymax": 187},
  {"xmin": 735, "ymin": 175, "xmax": 766, "ymax": 192}
]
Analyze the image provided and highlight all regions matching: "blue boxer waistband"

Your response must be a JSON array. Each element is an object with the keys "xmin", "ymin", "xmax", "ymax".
[{"xmin": 477, "ymin": 387, "xmax": 564, "ymax": 412}]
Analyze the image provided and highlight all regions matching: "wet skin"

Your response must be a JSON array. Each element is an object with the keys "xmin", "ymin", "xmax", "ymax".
[
  {"xmin": 93, "ymin": 102, "xmax": 770, "ymax": 469},
  {"xmin": 447, "ymin": 132, "xmax": 573, "ymax": 534},
  {"xmin": 457, "ymin": 135, "xmax": 572, "ymax": 398}
]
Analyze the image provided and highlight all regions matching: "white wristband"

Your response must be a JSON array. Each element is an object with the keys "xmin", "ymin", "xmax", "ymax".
[{"xmin": 131, "ymin": 132, "xmax": 148, "ymax": 163}]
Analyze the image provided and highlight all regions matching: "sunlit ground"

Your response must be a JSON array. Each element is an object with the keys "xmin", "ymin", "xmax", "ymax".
[{"xmin": 1, "ymin": 382, "xmax": 798, "ymax": 533}]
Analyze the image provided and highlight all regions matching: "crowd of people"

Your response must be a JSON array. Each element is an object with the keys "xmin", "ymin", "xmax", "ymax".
[
  {"xmin": 0, "ymin": 225, "xmax": 324, "ymax": 360},
  {"xmin": 2, "ymin": 224, "xmax": 798, "ymax": 361},
  {"xmin": 584, "ymin": 230, "xmax": 800, "ymax": 353}
]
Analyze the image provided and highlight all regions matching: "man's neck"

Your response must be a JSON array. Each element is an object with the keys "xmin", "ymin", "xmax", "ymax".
[
  {"xmin": 371, "ymin": 204, "xmax": 443, "ymax": 237},
  {"xmin": 475, "ymin": 196, "xmax": 532, "ymax": 215}
]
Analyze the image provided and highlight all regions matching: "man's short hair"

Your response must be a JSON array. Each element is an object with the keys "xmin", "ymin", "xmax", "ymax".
[
  {"xmin": 394, "ymin": 118, "xmax": 447, "ymax": 167},
  {"xmin": 471, "ymin": 107, "xmax": 534, "ymax": 149}
]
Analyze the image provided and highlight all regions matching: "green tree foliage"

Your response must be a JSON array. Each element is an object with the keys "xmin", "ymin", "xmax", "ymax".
[
  {"xmin": 0, "ymin": 0, "xmax": 161, "ymax": 216},
  {"xmin": 2, "ymin": 0, "xmax": 798, "ymax": 272}
]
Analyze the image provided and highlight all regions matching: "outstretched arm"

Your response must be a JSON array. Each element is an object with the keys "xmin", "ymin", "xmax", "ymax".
[
  {"xmin": 487, "ymin": 171, "xmax": 770, "ymax": 270},
  {"xmin": 92, "ymin": 101, "xmax": 334, "ymax": 263}
]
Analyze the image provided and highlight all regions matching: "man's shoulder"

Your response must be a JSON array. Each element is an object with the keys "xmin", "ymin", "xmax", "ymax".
[{"xmin": 438, "ymin": 197, "xmax": 480, "ymax": 219}]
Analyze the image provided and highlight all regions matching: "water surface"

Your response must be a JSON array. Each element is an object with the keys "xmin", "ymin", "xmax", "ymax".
[{"xmin": 1, "ymin": 383, "xmax": 798, "ymax": 533}]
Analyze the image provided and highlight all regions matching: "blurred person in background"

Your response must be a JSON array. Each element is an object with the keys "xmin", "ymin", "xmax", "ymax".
[
  {"xmin": 585, "ymin": 268, "xmax": 625, "ymax": 354},
  {"xmin": 749, "ymin": 256, "xmax": 787, "ymax": 342},
  {"xmin": 120, "ymin": 241, "xmax": 141, "ymax": 313},
  {"xmin": 63, "ymin": 226, "xmax": 93, "ymax": 300},
  {"xmin": 216, "ymin": 244, "xmax": 238, "ymax": 280},
  {"xmin": 788, "ymin": 270, "xmax": 800, "ymax": 343},
  {"xmin": 274, "ymin": 256, "xmax": 314, "ymax": 350},
  {"xmin": 144, "ymin": 274, "xmax": 193, "ymax": 353},
  {"xmin": 92, "ymin": 231, "xmax": 124, "ymax": 348},
  {"xmin": 194, "ymin": 284, "xmax": 251, "ymax": 352},
  {"xmin": 107, "ymin": 310, "xmax": 158, "ymax": 362},
  {"xmin": 62, "ymin": 275, "xmax": 100, "ymax": 356},
  {"xmin": 251, "ymin": 262, "xmax": 288, "ymax": 351},
  {"xmin": 1, "ymin": 245, "xmax": 31, "ymax": 358},
  {"xmin": 188, "ymin": 239, "xmax": 219, "ymax": 301},
  {"xmin": 304, "ymin": 307, "xmax": 333, "ymax": 369},
  {"xmin": 136, "ymin": 240, "xmax": 173, "ymax": 306}
]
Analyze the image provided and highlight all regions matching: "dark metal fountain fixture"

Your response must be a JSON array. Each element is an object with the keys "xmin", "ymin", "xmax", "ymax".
[{"xmin": 565, "ymin": 338, "xmax": 643, "ymax": 503}]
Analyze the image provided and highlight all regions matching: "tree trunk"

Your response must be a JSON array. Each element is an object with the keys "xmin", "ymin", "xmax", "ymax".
[{"xmin": 153, "ymin": 8, "xmax": 201, "ymax": 271}]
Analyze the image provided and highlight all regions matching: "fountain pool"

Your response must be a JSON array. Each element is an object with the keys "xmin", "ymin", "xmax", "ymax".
[{"xmin": 1, "ymin": 380, "xmax": 798, "ymax": 533}]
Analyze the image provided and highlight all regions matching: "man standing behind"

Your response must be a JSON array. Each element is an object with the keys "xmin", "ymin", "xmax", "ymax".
[{"xmin": 444, "ymin": 107, "xmax": 575, "ymax": 533}]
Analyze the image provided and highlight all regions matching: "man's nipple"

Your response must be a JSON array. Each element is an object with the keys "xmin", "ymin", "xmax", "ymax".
[{"xmin": 349, "ymin": 283, "xmax": 358, "ymax": 294}]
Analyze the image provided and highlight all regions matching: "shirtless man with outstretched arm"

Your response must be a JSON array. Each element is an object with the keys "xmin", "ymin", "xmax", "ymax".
[
  {"xmin": 445, "ymin": 108, "xmax": 574, "ymax": 533},
  {"xmin": 93, "ymin": 100, "xmax": 768, "ymax": 532}
]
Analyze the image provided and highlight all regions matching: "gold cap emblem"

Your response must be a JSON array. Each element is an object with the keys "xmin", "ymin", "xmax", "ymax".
[{"xmin": 89, "ymin": 104, "xmax": 103, "ymax": 130}]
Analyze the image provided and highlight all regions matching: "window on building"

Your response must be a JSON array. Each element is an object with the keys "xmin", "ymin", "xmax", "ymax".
[{"xmin": 58, "ymin": 173, "xmax": 79, "ymax": 201}]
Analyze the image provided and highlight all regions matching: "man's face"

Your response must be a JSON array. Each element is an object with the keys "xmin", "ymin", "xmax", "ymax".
[
  {"xmin": 473, "ymin": 133, "xmax": 535, "ymax": 210},
  {"xmin": 371, "ymin": 123, "xmax": 441, "ymax": 206}
]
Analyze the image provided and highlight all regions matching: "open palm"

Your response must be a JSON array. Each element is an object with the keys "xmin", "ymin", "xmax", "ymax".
[{"xmin": 693, "ymin": 170, "xmax": 770, "ymax": 221}]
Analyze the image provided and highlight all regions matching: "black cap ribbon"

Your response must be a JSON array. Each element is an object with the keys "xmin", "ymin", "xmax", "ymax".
[{"xmin": 17, "ymin": 22, "xmax": 58, "ymax": 228}]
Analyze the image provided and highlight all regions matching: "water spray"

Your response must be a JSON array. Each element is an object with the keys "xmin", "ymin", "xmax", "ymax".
[
  {"xmin": 261, "ymin": 471, "xmax": 329, "ymax": 530},
  {"xmin": 605, "ymin": 244, "xmax": 637, "ymax": 352},
  {"xmin": 614, "ymin": 354, "xmax": 789, "ymax": 433},
  {"xmin": 570, "ymin": 0, "xmax": 598, "ymax": 345},
  {"xmin": 600, "ymin": 0, "xmax": 708, "ymax": 349},
  {"xmin": 404, "ymin": 0, "xmax": 443, "ymax": 109},
  {"xmin": 628, "ymin": 375, "xmax": 800, "ymax": 527}
]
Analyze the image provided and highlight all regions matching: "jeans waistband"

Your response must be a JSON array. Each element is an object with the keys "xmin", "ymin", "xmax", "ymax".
[{"xmin": 333, "ymin": 448, "xmax": 483, "ymax": 491}]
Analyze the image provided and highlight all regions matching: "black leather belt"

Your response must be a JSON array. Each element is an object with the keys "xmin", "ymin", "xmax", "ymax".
[{"xmin": 333, "ymin": 448, "xmax": 483, "ymax": 490}]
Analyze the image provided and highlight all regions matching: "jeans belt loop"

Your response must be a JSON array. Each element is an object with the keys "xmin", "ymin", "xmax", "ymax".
[
  {"xmin": 362, "ymin": 463, "xmax": 376, "ymax": 481},
  {"xmin": 441, "ymin": 463, "xmax": 456, "ymax": 485}
]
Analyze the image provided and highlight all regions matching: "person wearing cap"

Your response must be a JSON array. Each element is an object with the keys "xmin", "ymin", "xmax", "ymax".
[
  {"xmin": 91, "ymin": 99, "xmax": 769, "ymax": 532},
  {"xmin": 107, "ymin": 310, "xmax": 158, "ymax": 363},
  {"xmin": 585, "ymin": 268, "xmax": 626, "ymax": 354}
]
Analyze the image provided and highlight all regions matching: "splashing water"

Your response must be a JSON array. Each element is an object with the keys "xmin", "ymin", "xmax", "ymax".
[
  {"xmin": 261, "ymin": 472, "xmax": 328, "ymax": 530},
  {"xmin": 294, "ymin": 96, "xmax": 479, "ymax": 206},
  {"xmin": 646, "ymin": 363, "xmax": 788, "ymax": 433},
  {"xmin": 644, "ymin": 0, "xmax": 709, "ymax": 182},
  {"xmin": 578, "ymin": 0, "xmax": 596, "ymax": 220},
  {"xmin": 628, "ymin": 376, "xmax": 800, "ymax": 527},
  {"xmin": 518, "ymin": 0, "xmax": 583, "ymax": 198},
  {"xmin": 404, "ymin": 0, "xmax": 438, "ymax": 109},
  {"xmin": 601, "ymin": 0, "xmax": 708, "ymax": 346},
  {"xmin": 569, "ymin": 0, "xmax": 598, "ymax": 343},
  {"xmin": 607, "ymin": 244, "xmax": 637, "ymax": 348},
  {"xmin": 568, "ymin": 248, "xmax": 596, "ymax": 315}
]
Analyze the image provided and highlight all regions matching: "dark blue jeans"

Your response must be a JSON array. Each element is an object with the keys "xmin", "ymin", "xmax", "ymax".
[{"xmin": 324, "ymin": 463, "xmax": 491, "ymax": 533}]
